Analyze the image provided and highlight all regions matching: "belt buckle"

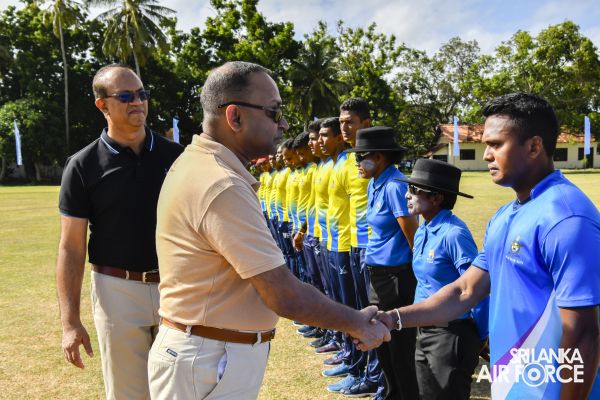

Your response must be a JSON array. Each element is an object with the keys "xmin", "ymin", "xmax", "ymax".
[
  {"xmin": 142, "ymin": 269, "xmax": 159, "ymax": 283},
  {"xmin": 254, "ymin": 332, "xmax": 262, "ymax": 346}
]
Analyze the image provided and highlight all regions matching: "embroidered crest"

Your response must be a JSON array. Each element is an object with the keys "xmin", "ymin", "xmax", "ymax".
[
  {"xmin": 511, "ymin": 236, "xmax": 521, "ymax": 254},
  {"xmin": 427, "ymin": 249, "xmax": 435, "ymax": 263}
]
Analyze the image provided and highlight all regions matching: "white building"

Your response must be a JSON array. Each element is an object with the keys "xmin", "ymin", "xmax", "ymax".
[{"xmin": 425, "ymin": 124, "xmax": 599, "ymax": 171}]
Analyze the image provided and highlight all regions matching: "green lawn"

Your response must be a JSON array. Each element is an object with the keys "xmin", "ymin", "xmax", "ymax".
[{"xmin": 1, "ymin": 170, "xmax": 599, "ymax": 399}]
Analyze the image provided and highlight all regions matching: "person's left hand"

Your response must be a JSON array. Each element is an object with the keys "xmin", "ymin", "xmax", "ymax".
[
  {"xmin": 292, "ymin": 232, "xmax": 304, "ymax": 251},
  {"xmin": 349, "ymin": 306, "xmax": 391, "ymax": 351}
]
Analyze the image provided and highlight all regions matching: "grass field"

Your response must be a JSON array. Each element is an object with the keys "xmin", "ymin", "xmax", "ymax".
[{"xmin": 1, "ymin": 170, "xmax": 599, "ymax": 399}]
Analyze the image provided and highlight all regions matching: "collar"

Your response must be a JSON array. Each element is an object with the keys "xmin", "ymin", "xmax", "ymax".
[
  {"xmin": 304, "ymin": 162, "xmax": 315, "ymax": 171},
  {"xmin": 529, "ymin": 170, "xmax": 562, "ymax": 200},
  {"xmin": 372, "ymin": 164, "xmax": 398, "ymax": 190},
  {"xmin": 191, "ymin": 134, "xmax": 259, "ymax": 190},
  {"xmin": 423, "ymin": 209, "xmax": 452, "ymax": 234},
  {"xmin": 100, "ymin": 127, "xmax": 154, "ymax": 155}
]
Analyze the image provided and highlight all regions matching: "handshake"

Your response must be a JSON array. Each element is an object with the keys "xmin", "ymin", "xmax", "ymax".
[{"xmin": 347, "ymin": 305, "xmax": 398, "ymax": 352}]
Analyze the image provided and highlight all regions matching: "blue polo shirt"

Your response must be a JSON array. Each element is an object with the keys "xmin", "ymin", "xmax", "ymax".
[
  {"xmin": 473, "ymin": 170, "xmax": 600, "ymax": 399},
  {"xmin": 412, "ymin": 209, "xmax": 489, "ymax": 339},
  {"xmin": 365, "ymin": 165, "xmax": 412, "ymax": 266}
]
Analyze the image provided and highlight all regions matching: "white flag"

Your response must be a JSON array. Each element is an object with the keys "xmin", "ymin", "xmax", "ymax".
[
  {"xmin": 14, "ymin": 120, "xmax": 23, "ymax": 166},
  {"xmin": 584, "ymin": 116, "xmax": 591, "ymax": 156},
  {"xmin": 173, "ymin": 117, "xmax": 180, "ymax": 144},
  {"xmin": 453, "ymin": 116, "xmax": 459, "ymax": 156}
]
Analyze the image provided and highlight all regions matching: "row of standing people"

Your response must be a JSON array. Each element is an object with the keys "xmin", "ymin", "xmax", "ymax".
[{"xmin": 255, "ymin": 98, "xmax": 490, "ymax": 400}]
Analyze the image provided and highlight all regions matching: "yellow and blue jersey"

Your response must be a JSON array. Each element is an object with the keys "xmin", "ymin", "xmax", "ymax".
[
  {"xmin": 274, "ymin": 167, "xmax": 290, "ymax": 222},
  {"xmin": 286, "ymin": 169, "xmax": 300, "ymax": 231},
  {"xmin": 344, "ymin": 152, "xmax": 370, "ymax": 248},
  {"xmin": 315, "ymin": 158, "xmax": 333, "ymax": 242},
  {"xmin": 327, "ymin": 153, "xmax": 351, "ymax": 252},
  {"xmin": 297, "ymin": 162, "xmax": 316, "ymax": 233},
  {"xmin": 258, "ymin": 171, "xmax": 270, "ymax": 212},
  {"xmin": 267, "ymin": 170, "xmax": 278, "ymax": 218}
]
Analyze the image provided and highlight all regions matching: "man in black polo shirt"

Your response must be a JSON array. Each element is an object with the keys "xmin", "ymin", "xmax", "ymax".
[{"xmin": 57, "ymin": 63, "xmax": 183, "ymax": 399}]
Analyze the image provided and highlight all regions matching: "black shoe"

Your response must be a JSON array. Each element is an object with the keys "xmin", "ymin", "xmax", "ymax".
[
  {"xmin": 303, "ymin": 327, "xmax": 324, "ymax": 338},
  {"xmin": 310, "ymin": 335, "xmax": 328, "ymax": 348}
]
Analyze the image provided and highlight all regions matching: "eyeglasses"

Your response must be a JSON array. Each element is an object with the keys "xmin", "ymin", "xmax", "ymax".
[
  {"xmin": 408, "ymin": 184, "xmax": 436, "ymax": 196},
  {"xmin": 217, "ymin": 101, "xmax": 284, "ymax": 123},
  {"xmin": 355, "ymin": 152, "xmax": 372, "ymax": 162},
  {"xmin": 105, "ymin": 89, "xmax": 150, "ymax": 103}
]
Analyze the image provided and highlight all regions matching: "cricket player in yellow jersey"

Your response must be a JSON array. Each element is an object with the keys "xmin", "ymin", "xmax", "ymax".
[{"xmin": 273, "ymin": 143, "xmax": 293, "ymax": 272}]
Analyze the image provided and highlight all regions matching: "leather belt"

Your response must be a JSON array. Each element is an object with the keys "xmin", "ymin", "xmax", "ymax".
[
  {"xmin": 91, "ymin": 264, "xmax": 160, "ymax": 283},
  {"xmin": 161, "ymin": 318, "xmax": 275, "ymax": 345}
]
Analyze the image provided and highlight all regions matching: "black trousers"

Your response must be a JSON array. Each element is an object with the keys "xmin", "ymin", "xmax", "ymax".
[
  {"xmin": 369, "ymin": 266, "xmax": 419, "ymax": 400},
  {"xmin": 415, "ymin": 319, "xmax": 480, "ymax": 400}
]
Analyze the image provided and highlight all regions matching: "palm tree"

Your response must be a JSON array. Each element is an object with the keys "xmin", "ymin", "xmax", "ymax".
[
  {"xmin": 288, "ymin": 24, "xmax": 343, "ymax": 125},
  {"xmin": 43, "ymin": 0, "xmax": 83, "ymax": 154},
  {"xmin": 90, "ymin": 0, "xmax": 174, "ymax": 79}
]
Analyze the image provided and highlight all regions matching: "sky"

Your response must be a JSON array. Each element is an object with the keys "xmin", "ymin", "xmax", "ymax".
[{"xmin": 1, "ymin": 0, "xmax": 599, "ymax": 55}]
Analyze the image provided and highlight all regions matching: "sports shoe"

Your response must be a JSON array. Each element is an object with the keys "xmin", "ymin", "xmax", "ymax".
[
  {"xmin": 322, "ymin": 363, "xmax": 350, "ymax": 377},
  {"xmin": 292, "ymin": 321, "xmax": 304, "ymax": 326},
  {"xmin": 342, "ymin": 380, "xmax": 378, "ymax": 397},
  {"xmin": 323, "ymin": 352, "xmax": 344, "ymax": 365},
  {"xmin": 310, "ymin": 335, "xmax": 328, "ymax": 348},
  {"xmin": 316, "ymin": 342, "xmax": 340, "ymax": 354},
  {"xmin": 296, "ymin": 325, "xmax": 314, "ymax": 335},
  {"xmin": 302, "ymin": 327, "xmax": 323, "ymax": 338},
  {"xmin": 327, "ymin": 374, "xmax": 360, "ymax": 393}
]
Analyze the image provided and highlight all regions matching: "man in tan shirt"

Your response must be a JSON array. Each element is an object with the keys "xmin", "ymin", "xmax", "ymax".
[{"xmin": 148, "ymin": 61, "xmax": 390, "ymax": 399}]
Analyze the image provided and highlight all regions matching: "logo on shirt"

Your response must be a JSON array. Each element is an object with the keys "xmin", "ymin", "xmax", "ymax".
[
  {"xmin": 427, "ymin": 249, "xmax": 435, "ymax": 264},
  {"xmin": 511, "ymin": 236, "xmax": 521, "ymax": 254},
  {"xmin": 376, "ymin": 201, "xmax": 382, "ymax": 210}
]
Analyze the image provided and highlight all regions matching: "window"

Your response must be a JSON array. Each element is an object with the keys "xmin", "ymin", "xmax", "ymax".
[
  {"xmin": 432, "ymin": 155, "xmax": 448, "ymax": 162},
  {"xmin": 578, "ymin": 147, "xmax": 585, "ymax": 160},
  {"xmin": 553, "ymin": 148, "xmax": 568, "ymax": 162},
  {"xmin": 459, "ymin": 149, "xmax": 475, "ymax": 160}
]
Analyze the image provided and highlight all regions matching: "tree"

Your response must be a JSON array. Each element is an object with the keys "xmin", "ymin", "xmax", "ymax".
[
  {"xmin": 394, "ymin": 37, "xmax": 482, "ymax": 152},
  {"xmin": 42, "ymin": 0, "xmax": 86, "ymax": 154},
  {"xmin": 91, "ymin": 0, "xmax": 175, "ymax": 79},
  {"xmin": 287, "ymin": 22, "xmax": 342, "ymax": 125}
]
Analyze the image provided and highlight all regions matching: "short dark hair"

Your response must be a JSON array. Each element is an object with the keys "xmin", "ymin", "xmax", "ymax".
[
  {"xmin": 379, "ymin": 151, "xmax": 402, "ymax": 165},
  {"xmin": 340, "ymin": 98, "xmax": 371, "ymax": 121},
  {"xmin": 320, "ymin": 117, "xmax": 341, "ymax": 135},
  {"xmin": 280, "ymin": 138, "xmax": 294, "ymax": 150},
  {"xmin": 439, "ymin": 192, "xmax": 457, "ymax": 210},
  {"xmin": 92, "ymin": 63, "xmax": 136, "ymax": 99},
  {"xmin": 292, "ymin": 131, "xmax": 310, "ymax": 149},
  {"xmin": 200, "ymin": 61, "xmax": 272, "ymax": 117},
  {"xmin": 482, "ymin": 92, "xmax": 559, "ymax": 157},
  {"xmin": 308, "ymin": 119, "xmax": 322, "ymax": 133}
]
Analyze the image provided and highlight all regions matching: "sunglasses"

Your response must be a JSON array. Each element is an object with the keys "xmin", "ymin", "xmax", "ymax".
[
  {"xmin": 355, "ymin": 152, "xmax": 372, "ymax": 162},
  {"xmin": 217, "ymin": 101, "xmax": 284, "ymax": 123},
  {"xmin": 408, "ymin": 184, "xmax": 436, "ymax": 196},
  {"xmin": 105, "ymin": 89, "xmax": 150, "ymax": 103}
]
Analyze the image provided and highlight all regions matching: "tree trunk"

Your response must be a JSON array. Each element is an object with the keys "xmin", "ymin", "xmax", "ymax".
[
  {"xmin": 133, "ymin": 51, "xmax": 141, "ymax": 80},
  {"xmin": 59, "ymin": 19, "xmax": 70, "ymax": 156},
  {"xmin": 0, "ymin": 157, "xmax": 6, "ymax": 182},
  {"xmin": 34, "ymin": 162, "xmax": 42, "ymax": 182}
]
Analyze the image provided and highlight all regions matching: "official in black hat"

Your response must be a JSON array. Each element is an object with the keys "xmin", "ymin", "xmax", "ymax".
[
  {"xmin": 395, "ymin": 158, "xmax": 489, "ymax": 400},
  {"xmin": 348, "ymin": 126, "xmax": 421, "ymax": 400}
]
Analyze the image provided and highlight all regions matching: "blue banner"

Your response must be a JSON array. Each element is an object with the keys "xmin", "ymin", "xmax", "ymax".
[
  {"xmin": 14, "ymin": 120, "xmax": 22, "ymax": 166},
  {"xmin": 453, "ymin": 116, "xmax": 459, "ymax": 156},
  {"xmin": 584, "ymin": 116, "xmax": 591, "ymax": 156},
  {"xmin": 173, "ymin": 117, "xmax": 179, "ymax": 144}
]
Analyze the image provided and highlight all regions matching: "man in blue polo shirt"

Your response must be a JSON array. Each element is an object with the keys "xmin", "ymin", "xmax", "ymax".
[{"xmin": 373, "ymin": 93, "xmax": 600, "ymax": 400}]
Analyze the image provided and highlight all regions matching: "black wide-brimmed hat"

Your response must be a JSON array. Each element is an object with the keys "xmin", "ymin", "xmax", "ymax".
[
  {"xmin": 396, "ymin": 159, "xmax": 473, "ymax": 198},
  {"xmin": 346, "ymin": 126, "xmax": 407, "ymax": 153}
]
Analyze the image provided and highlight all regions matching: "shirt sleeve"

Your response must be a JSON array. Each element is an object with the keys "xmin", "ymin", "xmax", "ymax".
[
  {"xmin": 58, "ymin": 157, "xmax": 90, "ymax": 219},
  {"xmin": 387, "ymin": 181, "xmax": 410, "ymax": 218},
  {"xmin": 471, "ymin": 296, "xmax": 490, "ymax": 340},
  {"xmin": 472, "ymin": 218, "xmax": 493, "ymax": 272},
  {"xmin": 445, "ymin": 226, "xmax": 478, "ymax": 272},
  {"xmin": 542, "ymin": 216, "xmax": 600, "ymax": 308},
  {"xmin": 200, "ymin": 184, "xmax": 286, "ymax": 280}
]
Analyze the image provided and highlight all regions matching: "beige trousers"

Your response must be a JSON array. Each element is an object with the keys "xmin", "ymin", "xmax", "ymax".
[
  {"xmin": 91, "ymin": 271, "xmax": 161, "ymax": 400},
  {"xmin": 148, "ymin": 325, "xmax": 270, "ymax": 400}
]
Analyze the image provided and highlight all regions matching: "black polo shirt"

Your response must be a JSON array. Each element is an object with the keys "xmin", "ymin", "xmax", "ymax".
[{"xmin": 59, "ymin": 128, "xmax": 184, "ymax": 272}]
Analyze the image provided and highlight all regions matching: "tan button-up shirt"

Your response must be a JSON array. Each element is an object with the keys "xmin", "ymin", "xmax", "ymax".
[{"xmin": 156, "ymin": 134, "xmax": 284, "ymax": 331}]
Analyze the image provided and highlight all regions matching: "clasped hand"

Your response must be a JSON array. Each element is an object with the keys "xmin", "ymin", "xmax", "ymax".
[{"xmin": 348, "ymin": 306, "xmax": 392, "ymax": 351}]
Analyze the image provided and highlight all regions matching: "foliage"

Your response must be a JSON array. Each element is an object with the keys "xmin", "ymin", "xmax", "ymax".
[{"xmin": 0, "ymin": 0, "xmax": 599, "ymax": 177}]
